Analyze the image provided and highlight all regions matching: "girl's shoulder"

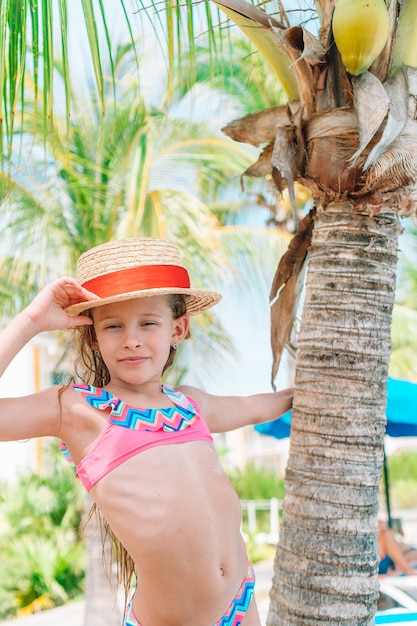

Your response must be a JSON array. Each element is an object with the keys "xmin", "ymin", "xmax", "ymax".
[
  {"xmin": 59, "ymin": 383, "xmax": 109, "ymax": 404},
  {"xmin": 54, "ymin": 383, "xmax": 101, "ymax": 414},
  {"xmin": 175, "ymin": 385, "xmax": 213, "ymax": 416},
  {"xmin": 175, "ymin": 384, "xmax": 205, "ymax": 403}
]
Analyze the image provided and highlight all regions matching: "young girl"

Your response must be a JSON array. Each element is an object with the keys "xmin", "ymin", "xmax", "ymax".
[{"xmin": 0, "ymin": 237, "xmax": 293, "ymax": 626}]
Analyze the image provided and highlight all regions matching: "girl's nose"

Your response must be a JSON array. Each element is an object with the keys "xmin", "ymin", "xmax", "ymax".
[{"xmin": 123, "ymin": 328, "xmax": 142, "ymax": 347}]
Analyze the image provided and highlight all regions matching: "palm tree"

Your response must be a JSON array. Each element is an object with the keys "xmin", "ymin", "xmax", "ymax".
[
  {"xmin": 5, "ymin": 0, "xmax": 417, "ymax": 622},
  {"xmin": 214, "ymin": 2, "xmax": 417, "ymax": 623},
  {"xmin": 210, "ymin": 3, "xmax": 416, "ymax": 623},
  {"xmin": 1, "ymin": 39, "xmax": 254, "ymax": 300}
]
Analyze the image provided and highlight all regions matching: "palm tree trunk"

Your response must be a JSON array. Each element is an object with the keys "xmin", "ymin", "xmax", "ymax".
[{"xmin": 268, "ymin": 201, "xmax": 400, "ymax": 625}]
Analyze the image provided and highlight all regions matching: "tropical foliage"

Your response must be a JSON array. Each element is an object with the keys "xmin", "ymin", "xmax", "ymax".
[
  {"xmin": 391, "ymin": 231, "xmax": 417, "ymax": 380},
  {"xmin": 1, "ymin": 43, "xmax": 248, "ymax": 303},
  {"xmin": 0, "ymin": 444, "xmax": 85, "ymax": 619},
  {"xmin": 386, "ymin": 449, "xmax": 417, "ymax": 509},
  {"xmin": 228, "ymin": 461, "xmax": 285, "ymax": 500},
  {"xmin": 391, "ymin": 303, "xmax": 417, "ymax": 381}
]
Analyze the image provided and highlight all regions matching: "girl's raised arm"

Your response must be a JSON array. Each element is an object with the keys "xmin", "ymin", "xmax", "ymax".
[
  {"xmin": 0, "ymin": 278, "xmax": 98, "ymax": 442},
  {"xmin": 0, "ymin": 277, "xmax": 97, "ymax": 378}
]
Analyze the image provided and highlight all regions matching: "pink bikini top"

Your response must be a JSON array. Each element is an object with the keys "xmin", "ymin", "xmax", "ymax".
[{"xmin": 61, "ymin": 384, "xmax": 213, "ymax": 491}]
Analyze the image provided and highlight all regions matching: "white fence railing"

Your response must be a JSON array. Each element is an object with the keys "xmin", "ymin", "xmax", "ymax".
[{"xmin": 240, "ymin": 498, "xmax": 284, "ymax": 545}]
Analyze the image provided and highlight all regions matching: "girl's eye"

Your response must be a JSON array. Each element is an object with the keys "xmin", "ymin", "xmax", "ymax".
[
  {"xmin": 106, "ymin": 323, "xmax": 121, "ymax": 329},
  {"xmin": 142, "ymin": 321, "xmax": 156, "ymax": 327}
]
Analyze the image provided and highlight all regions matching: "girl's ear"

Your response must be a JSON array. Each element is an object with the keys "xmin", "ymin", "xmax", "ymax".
[
  {"xmin": 88, "ymin": 323, "xmax": 99, "ymax": 350},
  {"xmin": 172, "ymin": 315, "xmax": 189, "ymax": 345}
]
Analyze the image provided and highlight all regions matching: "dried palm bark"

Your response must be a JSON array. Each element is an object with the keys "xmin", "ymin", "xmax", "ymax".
[{"xmin": 223, "ymin": 65, "xmax": 417, "ymax": 381}]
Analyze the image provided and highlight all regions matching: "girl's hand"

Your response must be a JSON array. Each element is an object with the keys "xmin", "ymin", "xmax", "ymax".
[{"xmin": 23, "ymin": 277, "xmax": 99, "ymax": 333}]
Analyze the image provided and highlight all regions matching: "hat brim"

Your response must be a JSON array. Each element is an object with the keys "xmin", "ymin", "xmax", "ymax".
[{"xmin": 65, "ymin": 287, "xmax": 222, "ymax": 317}]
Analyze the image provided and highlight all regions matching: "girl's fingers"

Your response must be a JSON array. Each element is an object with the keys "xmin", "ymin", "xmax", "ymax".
[
  {"xmin": 68, "ymin": 315, "xmax": 94, "ymax": 327},
  {"xmin": 56, "ymin": 278, "xmax": 100, "ymax": 306},
  {"xmin": 81, "ymin": 287, "xmax": 100, "ymax": 301}
]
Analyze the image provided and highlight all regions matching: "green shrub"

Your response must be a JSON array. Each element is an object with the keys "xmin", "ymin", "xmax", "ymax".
[
  {"xmin": 0, "ymin": 443, "xmax": 86, "ymax": 619},
  {"xmin": 388, "ymin": 479, "xmax": 417, "ymax": 509},
  {"xmin": 387, "ymin": 450, "xmax": 417, "ymax": 483},
  {"xmin": 227, "ymin": 463, "xmax": 284, "ymax": 551},
  {"xmin": 227, "ymin": 462, "xmax": 285, "ymax": 500},
  {"xmin": 244, "ymin": 535, "xmax": 276, "ymax": 564},
  {"xmin": 383, "ymin": 450, "xmax": 417, "ymax": 510}
]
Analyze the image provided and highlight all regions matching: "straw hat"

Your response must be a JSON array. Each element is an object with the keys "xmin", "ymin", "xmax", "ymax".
[{"xmin": 66, "ymin": 238, "xmax": 222, "ymax": 316}]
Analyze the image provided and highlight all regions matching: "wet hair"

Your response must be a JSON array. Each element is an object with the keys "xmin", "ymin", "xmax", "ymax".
[{"xmin": 72, "ymin": 294, "xmax": 189, "ymax": 599}]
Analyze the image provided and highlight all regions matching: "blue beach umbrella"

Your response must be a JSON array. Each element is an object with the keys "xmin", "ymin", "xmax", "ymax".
[
  {"xmin": 255, "ymin": 377, "xmax": 417, "ymax": 527},
  {"xmin": 385, "ymin": 377, "xmax": 417, "ymax": 437}
]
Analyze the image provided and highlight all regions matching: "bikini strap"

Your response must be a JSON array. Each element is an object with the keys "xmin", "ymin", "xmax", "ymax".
[
  {"xmin": 161, "ymin": 385, "xmax": 199, "ymax": 413},
  {"xmin": 71, "ymin": 384, "xmax": 120, "ymax": 411},
  {"xmin": 71, "ymin": 383, "xmax": 198, "ymax": 432}
]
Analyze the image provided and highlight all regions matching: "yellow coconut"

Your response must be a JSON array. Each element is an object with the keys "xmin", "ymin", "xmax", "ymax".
[{"xmin": 332, "ymin": 0, "xmax": 390, "ymax": 76}]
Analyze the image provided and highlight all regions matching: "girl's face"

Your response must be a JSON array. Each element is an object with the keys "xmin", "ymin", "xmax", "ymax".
[{"xmin": 91, "ymin": 295, "xmax": 188, "ymax": 389}]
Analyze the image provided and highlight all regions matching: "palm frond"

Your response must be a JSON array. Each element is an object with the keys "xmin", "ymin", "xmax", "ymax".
[{"xmin": 1, "ymin": 0, "xmax": 137, "ymax": 153}]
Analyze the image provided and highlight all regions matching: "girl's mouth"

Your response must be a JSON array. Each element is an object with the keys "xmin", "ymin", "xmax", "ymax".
[{"xmin": 120, "ymin": 356, "xmax": 146, "ymax": 365}]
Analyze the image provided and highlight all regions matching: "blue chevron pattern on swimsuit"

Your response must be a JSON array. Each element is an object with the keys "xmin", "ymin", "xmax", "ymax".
[
  {"xmin": 72, "ymin": 384, "xmax": 198, "ymax": 432},
  {"xmin": 215, "ymin": 562, "xmax": 255, "ymax": 626}
]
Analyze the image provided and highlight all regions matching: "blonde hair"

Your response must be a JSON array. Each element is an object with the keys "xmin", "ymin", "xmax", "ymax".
[{"xmin": 73, "ymin": 294, "xmax": 189, "ymax": 598}]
